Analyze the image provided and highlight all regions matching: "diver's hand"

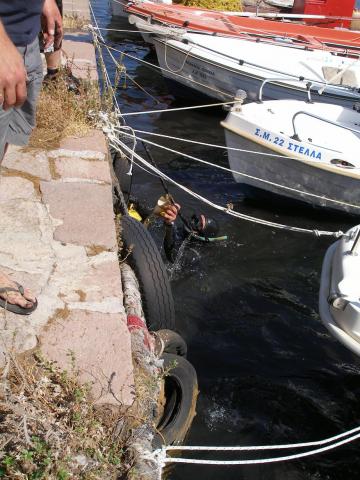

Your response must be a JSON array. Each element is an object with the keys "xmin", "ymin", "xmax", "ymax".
[{"xmin": 162, "ymin": 204, "xmax": 180, "ymax": 224}]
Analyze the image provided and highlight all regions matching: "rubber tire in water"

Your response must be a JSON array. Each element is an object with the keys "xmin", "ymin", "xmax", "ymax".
[
  {"xmin": 121, "ymin": 215, "xmax": 176, "ymax": 331},
  {"xmin": 156, "ymin": 329, "xmax": 188, "ymax": 357},
  {"xmin": 155, "ymin": 353, "xmax": 198, "ymax": 446}
]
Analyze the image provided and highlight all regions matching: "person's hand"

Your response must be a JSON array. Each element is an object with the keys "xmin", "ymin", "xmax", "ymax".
[
  {"xmin": 0, "ymin": 24, "xmax": 27, "ymax": 110},
  {"xmin": 162, "ymin": 204, "xmax": 180, "ymax": 224},
  {"xmin": 42, "ymin": 0, "xmax": 63, "ymax": 49}
]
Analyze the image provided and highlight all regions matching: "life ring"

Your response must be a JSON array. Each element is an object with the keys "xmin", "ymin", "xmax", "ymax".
[
  {"xmin": 154, "ymin": 353, "xmax": 198, "ymax": 447},
  {"xmin": 120, "ymin": 215, "xmax": 176, "ymax": 331},
  {"xmin": 154, "ymin": 329, "xmax": 188, "ymax": 358}
]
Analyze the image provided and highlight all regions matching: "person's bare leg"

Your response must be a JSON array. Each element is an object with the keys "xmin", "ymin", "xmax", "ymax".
[
  {"xmin": 45, "ymin": 50, "xmax": 61, "ymax": 77},
  {"xmin": 0, "ymin": 146, "xmax": 36, "ymax": 309}
]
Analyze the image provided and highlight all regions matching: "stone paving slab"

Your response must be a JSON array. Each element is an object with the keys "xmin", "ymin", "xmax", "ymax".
[
  {"xmin": 0, "ymin": 28, "xmax": 134, "ymax": 407},
  {"xmin": 40, "ymin": 310, "xmax": 133, "ymax": 406},
  {"xmin": 41, "ymin": 181, "xmax": 117, "ymax": 248},
  {"xmin": 60, "ymin": 130, "xmax": 108, "ymax": 154},
  {"xmin": 62, "ymin": 39, "xmax": 97, "ymax": 81}
]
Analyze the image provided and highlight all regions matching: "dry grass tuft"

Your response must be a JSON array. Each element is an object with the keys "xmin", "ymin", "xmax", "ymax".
[
  {"xmin": 180, "ymin": 0, "xmax": 242, "ymax": 11},
  {"xmin": 28, "ymin": 68, "xmax": 101, "ymax": 150},
  {"xmin": 63, "ymin": 14, "xmax": 89, "ymax": 31},
  {"xmin": 0, "ymin": 352, "xmax": 130, "ymax": 479}
]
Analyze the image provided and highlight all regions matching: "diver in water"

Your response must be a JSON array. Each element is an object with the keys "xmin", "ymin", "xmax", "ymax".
[
  {"xmin": 127, "ymin": 195, "xmax": 226, "ymax": 263},
  {"xmin": 158, "ymin": 202, "xmax": 226, "ymax": 263}
]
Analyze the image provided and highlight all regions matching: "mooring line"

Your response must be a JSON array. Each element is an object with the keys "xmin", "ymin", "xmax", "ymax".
[
  {"xmin": 105, "ymin": 126, "xmax": 343, "ymax": 238},
  {"xmin": 115, "ymin": 127, "xmax": 360, "ymax": 211}
]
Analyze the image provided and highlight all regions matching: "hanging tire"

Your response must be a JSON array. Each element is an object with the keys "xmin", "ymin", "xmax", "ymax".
[
  {"xmin": 154, "ymin": 329, "xmax": 188, "ymax": 358},
  {"xmin": 120, "ymin": 215, "xmax": 176, "ymax": 331},
  {"xmin": 154, "ymin": 353, "xmax": 198, "ymax": 447}
]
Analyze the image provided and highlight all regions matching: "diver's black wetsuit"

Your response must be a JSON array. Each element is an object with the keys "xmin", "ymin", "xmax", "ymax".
[
  {"xmin": 129, "ymin": 196, "xmax": 222, "ymax": 264},
  {"xmin": 128, "ymin": 196, "xmax": 181, "ymax": 263},
  {"xmin": 163, "ymin": 223, "xmax": 183, "ymax": 263}
]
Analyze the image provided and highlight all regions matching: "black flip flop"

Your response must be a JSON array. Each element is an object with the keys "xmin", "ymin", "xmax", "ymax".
[{"xmin": 0, "ymin": 282, "xmax": 38, "ymax": 315}]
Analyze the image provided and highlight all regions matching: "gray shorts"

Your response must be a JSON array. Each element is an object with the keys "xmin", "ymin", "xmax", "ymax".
[{"xmin": 0, "ymin": 38, "xmax": 43, "ymax": 159}]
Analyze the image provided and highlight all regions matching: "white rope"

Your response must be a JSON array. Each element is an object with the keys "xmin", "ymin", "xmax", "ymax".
[
  {"xmin": 119, "ymin": 99, "xmax": 239, "ymax": 116},
  {"xmin": 104, "ymin": 122, "xmax": 343, "ymax": 237},
  {"xmin": 138, "ymin": 426, "xmax": 360, "ymax": 473},
  {"xmin": 115, "ymin": 127, "xmax": 360, "ymax": 212},
  {"xmin": 88, "ymin": 13, "xmax": 122, "ymax": 115},
  {"xmin": 128, "ymin": 127, "xmax": 355, "ymax": 161},
  {"xmin": 163, "ymin": 37, "xmax": 194, "ymax": 73},
  {"xmin": 166, "ymin": 424, "xmax": 360, "ymax": 451},
  {"xmin": 90, "ymin": 26, "xmax": 160, "ymax": 104},
  {"xmin": 162, "ymin": 432, "xmax": 360, "ymax": 465},
  {"xmin": 89, "ymin": 13, "xmax": 344, "ymax": 237}
]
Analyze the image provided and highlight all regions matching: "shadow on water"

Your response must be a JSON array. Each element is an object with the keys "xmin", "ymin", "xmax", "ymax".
[{"xmin": 92, "ymin": 2, "xmax": 360, "ymax": 478}]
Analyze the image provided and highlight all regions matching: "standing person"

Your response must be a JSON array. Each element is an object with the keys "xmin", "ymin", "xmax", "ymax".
[
  {"xmin": 43, "ymin": 0, "xmax": 63, "ymax": 82},
  {"xmin": 43, "ymin": 0, "xmax": 80, "ymax": 92},
  {"xmin": 0, "ymin": 0, "xmax": 63, "ymax": 314}
]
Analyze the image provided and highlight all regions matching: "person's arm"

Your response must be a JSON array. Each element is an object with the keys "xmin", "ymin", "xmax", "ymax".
[
  {"xmin": 41, "ymin": 0, "xmax": 63, "ymax": 50},
  {"xmin": 162, "ymin": 203, "xmax": 181, "ymax": 263},
  {"xmin": 0, "ymin": 21, "xmax": 27, "ymax": 110}
]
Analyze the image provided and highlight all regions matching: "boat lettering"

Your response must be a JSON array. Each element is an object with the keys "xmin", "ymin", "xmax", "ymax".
[
  {"xmin": 255, "ymin": 128, "xmax": 271, "ymax": 141},
  {"xmin": 186, "ymin": 60, "xmax": 201, "ymax": 70},
  {"xmin": 186, "ymin": 59, "xmax": 215, "ymax": 79},
  {"xmin": 254, "ymin": 128, "xmax": 322, "ymax": 160}
]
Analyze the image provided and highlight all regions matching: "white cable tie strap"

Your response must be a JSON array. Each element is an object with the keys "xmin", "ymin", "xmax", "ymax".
[{"xmin": 162, "ymin": 430, "xmax": 360, "ymax": 465}]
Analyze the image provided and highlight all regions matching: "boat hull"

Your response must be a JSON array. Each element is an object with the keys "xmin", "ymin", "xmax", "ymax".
[
  {"xmin": 110, "ymin": 0, "xmax": 128, "ymax": 17},
  {"xmin": 153, "ymin": 38, "xmax": 360, "ymax": 107},
  {"xmin": 319, "ymin": 228, "xmax": 360, "ymax": 357},
  {"xmin": 223, "ymin": 130, "xmax": 360, "ymax": 215}
]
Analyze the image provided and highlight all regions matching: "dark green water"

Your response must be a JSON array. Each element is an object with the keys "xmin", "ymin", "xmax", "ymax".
[{"xmin": 91, "ymin": 2, "xmax": 360, "ymax": 478}]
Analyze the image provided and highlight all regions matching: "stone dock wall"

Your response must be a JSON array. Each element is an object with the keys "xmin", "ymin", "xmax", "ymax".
[{"xmin": 0, "ymin": 0, "xmax": 134, "ymax": 409}]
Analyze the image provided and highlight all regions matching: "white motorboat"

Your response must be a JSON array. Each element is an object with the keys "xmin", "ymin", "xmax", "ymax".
[
  {"xmin": 128, "ymin": 14, "xmax": 186, "ymax": 44},
  {"xmin": 221, "ymin": 98, "xmax": 360, "ymax": 215},
  {"xmin": 147, "ymin": 30, "xmax": 360, "ymax": 106},
  {"xmin": 319, "ymin": 225, "xmax": 360, "ymax": 356}
]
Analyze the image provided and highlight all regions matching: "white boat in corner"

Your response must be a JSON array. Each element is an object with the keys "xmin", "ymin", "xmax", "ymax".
[
  {"xmin": 319, "ymin": 225, "xmax": 360, "ymax": 356},
  {"xmin": 149, "ymin": 31, "xmax": 360, "ymax": 106},
  {"xmin": 221, "ymin": 98, "xmax": 360, "ymax": 215}
]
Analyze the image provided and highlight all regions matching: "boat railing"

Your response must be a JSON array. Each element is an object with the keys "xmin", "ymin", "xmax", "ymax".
[
  {"xmin": 258, "ymin": 77, "xmax": 317, "ymax": 103},
  {"xmin": 291, "ymin": 111, "xmax": 360, "ymax": 142},
  {"xmin": 257, "ymin": 76, "xmax": 354, "ymax": 104}
]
